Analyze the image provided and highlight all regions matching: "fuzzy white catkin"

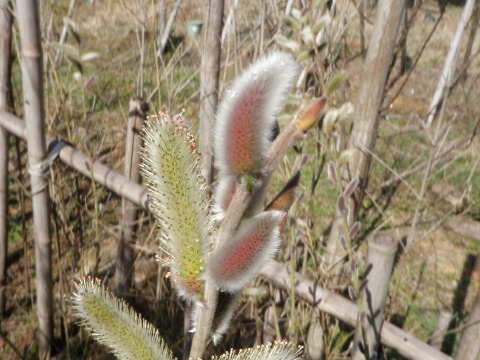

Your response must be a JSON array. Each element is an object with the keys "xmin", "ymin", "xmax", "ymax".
[
  {"xmin": 140, "ymin": 113, "xmax": 212, "ymax": 301},
  {"xmin": 214, "ymin": 51, "xmax": 298, "ymax": 176},
  {"xmin": 71, "ymin": 278, "xmax": 174, "ymax": 360},
  {"xmin": 206, "ymin": 211, "xmax": 283, "ymax": 293}
]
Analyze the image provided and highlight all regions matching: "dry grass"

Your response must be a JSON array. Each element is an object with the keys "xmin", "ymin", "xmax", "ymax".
[{"xmin": 0, "ymin": 0, "xmax": 479, "ymax": 359}]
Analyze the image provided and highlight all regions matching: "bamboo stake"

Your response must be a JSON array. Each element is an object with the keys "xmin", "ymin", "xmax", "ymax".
[
  {"xmin": 0, "ymin": 0, "xmax": 13, "ymax": 322},
  {"xmin": 352, "ymin": 232, "xmax": 398, "ymax": 360},
  {"xmin": 115, "ymin": 97, "xmax": 148, "ymax": 298},
  {"xmin": 15, "ymin": 0, "xmax": 53, "ymax": 357},
  {"xmin": 260, "ymin": 260, "xmax": 452, "ymax": 360},
  {"xmin": 324, "ymin": 0, "xmax": 406, "ymax": 279},
  {"xmin": 426, "ymin": 0, "xmax": 476, "ymax": 127},
  {"xmin": 199, "ymin": 0, "xmax": 224, "ymax": 188},
  {"xmin": 0, "ymin": 111, "xmax": 148, "ymax": 210},
  {"xmin": 429, "ymin": 307, "xmax": 453, "ymax": 350}
]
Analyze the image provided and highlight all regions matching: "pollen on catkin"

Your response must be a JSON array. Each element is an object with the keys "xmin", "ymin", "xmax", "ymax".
[
  {"xmin": 140, "ymin": 112, "xmax": 212, "ymax": 301},
  {"xmin": 70, "ymin": 277, "xmax": 174, "ymax": 360}
]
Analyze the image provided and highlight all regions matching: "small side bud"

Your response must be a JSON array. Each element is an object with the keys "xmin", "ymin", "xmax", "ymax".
[
  {"xmin": 348, "ymin": 221, "xmax": 361, "ymax": 239},
  {"xmin": 360, "ymin": 310, "xmax": 367, "ymax": 323},
  {"xmin": 348, "ymin": 285, "xmax": 357, "ymax": 301},
  {"xmin": 350, "ymin": 258, "xmax": 357, "ymax": 274},
  {"xmin": 339, "ymin": 235, "xmax": 347, "ymax": 252},
  {"xmin": 295, "ymin": 97, "xmax": 327, "ymax": 133},
  {"xmin": 358, "ymin": 278, "xmax": 368, "ymax": 294},
  {"xmin": 337, "ymin": 194, "xmax": 347, "ymax": 213},
  {"xmin": 338, "ymin": 102, "xmax": 354, "ymax": 121},
  {"xmin": 327, "ymin": 161, "xmax": 337, "ymax": 183},
  {"xmin": 323, "ymin": 109, "xmax": 338, "ymax": 137},
  {"xmin": 343, "ymin": 177, "xmax": 360, "ymax": 199}
]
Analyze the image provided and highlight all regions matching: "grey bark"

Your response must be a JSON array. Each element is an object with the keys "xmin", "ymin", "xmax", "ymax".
[{"xmin": 16, "ymin": 0, "xmax": 53, "ymax": 358}]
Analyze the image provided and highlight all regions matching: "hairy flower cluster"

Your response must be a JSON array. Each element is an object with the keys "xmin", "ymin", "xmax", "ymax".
[
  {"xmin": 141, "ymin": 112, "xmax": 212, "ymax": 301},
  {"xmin": 206, "ymin": 211, "xmax": 283, "ymax": 293},
  {"xmin": 214, "ymin": 51, "xmax": 298, "ymax": 176},
  {"xmin": 71, "ymin": 277, "xmax": 174, "ymax": 360}
]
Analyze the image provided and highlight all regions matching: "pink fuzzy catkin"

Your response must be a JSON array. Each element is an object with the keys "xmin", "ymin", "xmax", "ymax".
[
  {"xmin": 206, "ymin": 211, "xmax": 283, "ymax": 293},
  {"xmin": 214, "ymin": 52, "xmax": 298, "ymax": 175}
]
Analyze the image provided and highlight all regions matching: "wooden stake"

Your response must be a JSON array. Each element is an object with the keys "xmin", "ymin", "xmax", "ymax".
[
  {"xmin": 352, "ymin": 232, "xmax": 398, "ymax": 360},
  {"xmin": 426, "ymin": 0, "xmax": 476, "ymax": 127},
  {"xmin": 115, "ymin": 97, "xmax": 148, "ymax": 298},
  {"xmin": 429, "ymin": 307, "xmax": 453, "ymax": 351},
  {"xmin": 0, "ymin": 0, "xmax": 13, "ymax": 323},
  {"xmin": 199, "ymin": 0, "xmax": 224, "ymax": 188},
  {"xmin": 260, "ymin": 260, "xmax": 452, "ymax": 360},
  {"xmin": 16, "ymin": 0, "xmax": 53, "ymax": 357},
  {"xmin": 0, "ymin": 111, "xmax": 149, "ymax": 210},
  {"xmin": 324, "ymin": 0, "xmax": 406, "ymax": 279}
]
